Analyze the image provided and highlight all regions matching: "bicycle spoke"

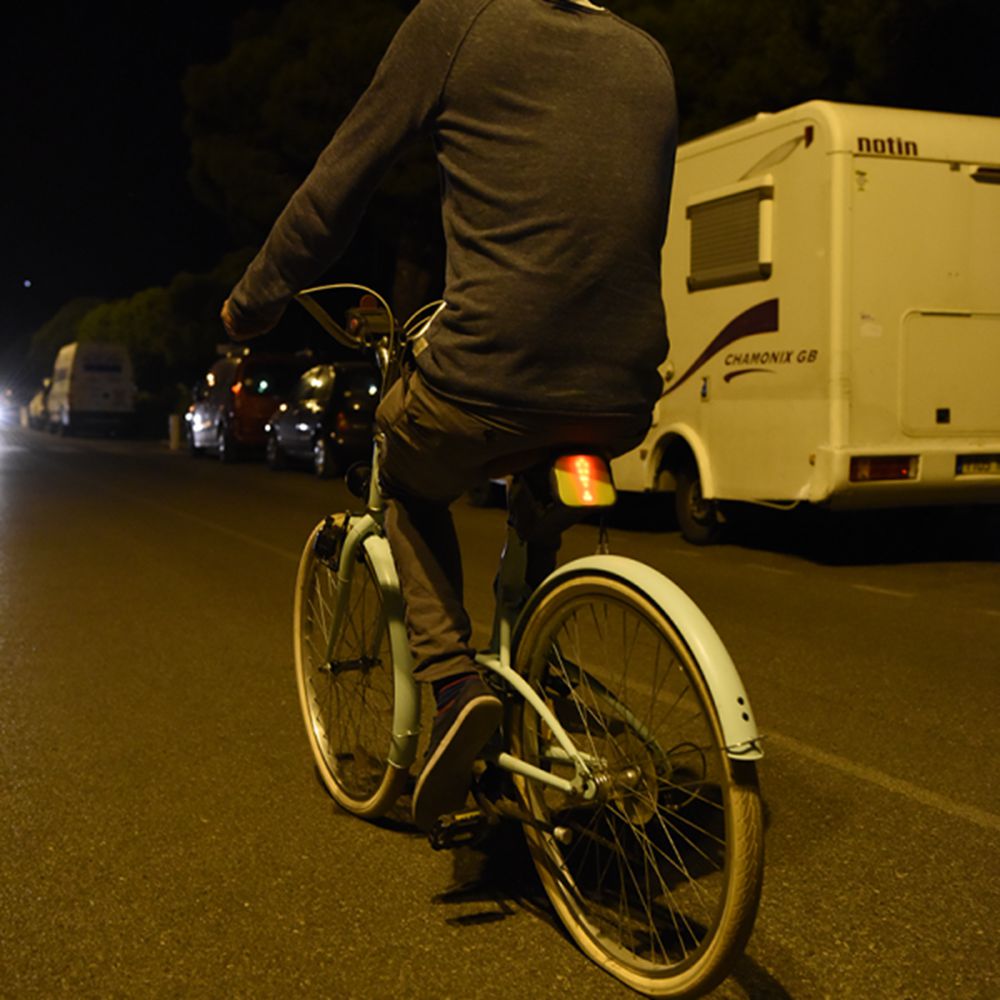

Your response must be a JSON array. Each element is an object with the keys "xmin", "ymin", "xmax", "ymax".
[
  {"xmin": 294, "ymin": 529, "xmax": 399, "ymax": 814},
  {"xmin": 514, "ymin": 573, "xmax": 763, "ymax": 990}
]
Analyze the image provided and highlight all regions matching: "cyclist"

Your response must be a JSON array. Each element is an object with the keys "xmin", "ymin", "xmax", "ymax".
[{"xmin": 222, "ymin": 0, "xmax": 678, "ymax": 832}]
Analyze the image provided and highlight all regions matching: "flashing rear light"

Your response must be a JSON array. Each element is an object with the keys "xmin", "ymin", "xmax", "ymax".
[
  {"xmin": 849, "ymin": 455, "xmax": 918, "ymax": 483},
  {"xmin": 551, "ymin": 454, "xmax": 617, "ymax": 508}
]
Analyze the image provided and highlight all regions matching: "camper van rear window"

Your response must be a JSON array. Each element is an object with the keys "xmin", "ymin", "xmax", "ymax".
[{"xmin": 687, "ymin": 185, "xmax": 773, "ymax": 292}]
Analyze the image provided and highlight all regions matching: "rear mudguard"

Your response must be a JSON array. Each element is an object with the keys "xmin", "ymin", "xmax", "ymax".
[{"xmin": 514, "ymin": 554, "xmax": 763, "ymax": 760}]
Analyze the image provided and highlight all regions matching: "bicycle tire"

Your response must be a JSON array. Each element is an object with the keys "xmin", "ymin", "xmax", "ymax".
[
  {"xmin": 293, "ymin": 520, "xmax": 407, "ymax": 817},
  {"xmin": 511, "ymin": 572, "xmax": 763, "ymax": 998}
]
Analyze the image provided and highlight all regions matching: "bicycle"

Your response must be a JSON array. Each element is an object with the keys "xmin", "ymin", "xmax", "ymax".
[{"xmin": 291, "ymin": 284, "xmax": 765, "ymax": 998}]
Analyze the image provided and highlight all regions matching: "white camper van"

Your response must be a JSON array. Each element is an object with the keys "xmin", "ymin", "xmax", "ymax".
[
  {"xmin": 46, "ymin": 341, "xmax": 135, "ymax": 435},
  {"xmin": 612, "ymin": 101, "xmax": 1000, "ymax": 542}
]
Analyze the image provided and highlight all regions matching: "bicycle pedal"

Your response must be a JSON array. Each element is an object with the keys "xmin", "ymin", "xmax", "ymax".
[{"xmin": 427, "ymin": 809, "xmax": 491, "ymax": 851}]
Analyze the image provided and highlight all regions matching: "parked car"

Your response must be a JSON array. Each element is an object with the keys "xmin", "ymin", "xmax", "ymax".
[
  {"xmin": 186, "ymin": 351, "xmax": 307, "ymax": 461},
  {"xmin": 265, "ymin": 362, "xmax": 379, "ymax": 477}
]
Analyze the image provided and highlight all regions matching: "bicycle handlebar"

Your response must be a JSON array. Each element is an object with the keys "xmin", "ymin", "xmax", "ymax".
[
  {"xmin": 294, "ymin": 283, "xmax": 446, "ymax": 393},
  {"xmin": 294, "ymin": 283, "xmax": 396, "ymax": 351}
]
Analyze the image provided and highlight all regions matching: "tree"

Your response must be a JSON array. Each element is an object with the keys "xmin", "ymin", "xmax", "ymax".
[
  {"xmin": 23, "ymin": 248, "xmax": 254, "ymax": 424},
  {"xmin": 182, "ymin": 0, "xmax": 440, "ymax": 311},
  {"xmin": 27, "ymin": 297, "xmax": 104, "ymax": 379},
  {"xmin": 606, "ymin": 0, "xmax": 997, "ymax": 140},
  {"xmin": 175, "ymin": 0, "xmax": 995, "ymax": 342}
]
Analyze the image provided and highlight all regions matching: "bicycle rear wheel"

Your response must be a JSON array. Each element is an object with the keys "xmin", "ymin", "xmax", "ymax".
[
  {"xmin": 293, "ymin": 520, "xmax": 407, "ymax": 817},
  {"xmin": 511, "ymin": 573, "xmax": 763, "ymax": 998}
]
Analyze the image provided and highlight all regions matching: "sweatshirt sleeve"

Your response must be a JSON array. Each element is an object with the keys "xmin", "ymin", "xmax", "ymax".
[{"xmin": 227, "ymin": 0, "xmax": 469, "ymax": 328}]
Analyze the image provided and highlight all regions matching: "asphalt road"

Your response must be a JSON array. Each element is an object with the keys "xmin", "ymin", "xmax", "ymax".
[{"xmin": 1, "ymin": 423, "xmax": 998, "ymax": 999}]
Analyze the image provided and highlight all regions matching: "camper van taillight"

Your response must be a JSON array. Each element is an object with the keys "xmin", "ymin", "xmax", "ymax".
[{"xmin": 850, "ymin": 456, "xmax": 918, "ymax": 483}]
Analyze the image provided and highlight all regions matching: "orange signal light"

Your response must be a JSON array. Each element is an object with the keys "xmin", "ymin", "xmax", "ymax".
[{"xmin": 552, "ymin": 454, "xmax": 616, "ymax": 508}]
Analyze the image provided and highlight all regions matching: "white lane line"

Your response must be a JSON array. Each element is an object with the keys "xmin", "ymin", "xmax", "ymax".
[
  {"xmin": 767, "ymin": 730, "xmax": 1000, "ymax": 834},
  {"xmin": 25, "ymin": 442, "xmax": 305, "ymax": 564},
  {"xmin": 467, "ymin": 622, "xmax": 1000, "ymax": 836},
  {"xmin": 748, "ymin": 563, "xmax": 796, "ymax": 576},
  {"xmin": 852, "ymin": 583, "xmax": 915, "ymax": 599},
  {"xmin": 136, "ymin": 496, "xmax": 301, "ymax": 564}
]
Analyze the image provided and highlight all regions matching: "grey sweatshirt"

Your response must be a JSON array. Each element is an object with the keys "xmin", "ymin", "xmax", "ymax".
[{"xmin": 229, "ymin": 0, "xmax": 677, "ymax": 415}]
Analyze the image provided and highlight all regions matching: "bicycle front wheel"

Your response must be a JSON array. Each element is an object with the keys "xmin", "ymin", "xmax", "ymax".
[
  {"xmin": 293, "ymin": 520, "xmax": 407, "ymax": 817},
  {"xmin": 511, "ymin": 573, "xmax": 763, "ymax": 998}
]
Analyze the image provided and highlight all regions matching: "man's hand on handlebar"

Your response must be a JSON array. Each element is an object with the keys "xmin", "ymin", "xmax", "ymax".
[{"xmin": 220, "ymin": 298, "xmax": 279, "ymax": 342}]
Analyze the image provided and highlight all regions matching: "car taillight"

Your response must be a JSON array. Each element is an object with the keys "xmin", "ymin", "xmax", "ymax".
[
  {"xmin": 849, "ymin": 456, "xmax": 918, "ymax": 482},
  {"xmin": 231, "ymin": 382, "xmax": 242, "ymax": 395}
]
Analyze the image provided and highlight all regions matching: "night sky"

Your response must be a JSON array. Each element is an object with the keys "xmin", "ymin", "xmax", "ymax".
[
  {"xmin": 1, "ymin": 2, "xmax": 274, "ymax": 385},
  {"xmin": 3, "ymin": 2, "xmax": 995, "ymax": 395}
]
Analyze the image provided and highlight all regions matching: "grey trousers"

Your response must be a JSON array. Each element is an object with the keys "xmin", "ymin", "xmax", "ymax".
[{"xmin": 375, "ymin": 367, "xmax": 649, "ymax": 683}]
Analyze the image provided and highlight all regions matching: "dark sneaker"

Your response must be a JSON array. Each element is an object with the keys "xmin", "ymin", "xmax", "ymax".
[{"xmin": 412, "ymin": 675, "xmax": 502, "ymax": 832}]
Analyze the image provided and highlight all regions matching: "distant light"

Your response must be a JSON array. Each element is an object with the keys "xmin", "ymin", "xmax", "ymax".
[{"xmin": 23, "ymin": 279, "xmax": 32, "ymax": 288}]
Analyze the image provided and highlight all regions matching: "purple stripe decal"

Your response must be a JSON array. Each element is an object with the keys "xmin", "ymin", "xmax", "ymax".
[
  {"xmin": 662, "ymin": 299, "xmax": 779, "ymax": 398},
  {"xmin": 724, "ymin": 368, "xmax": 774, "ymax": 383}
]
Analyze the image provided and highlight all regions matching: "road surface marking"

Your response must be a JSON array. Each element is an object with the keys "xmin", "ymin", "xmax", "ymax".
[
  {"xmin": 768, "ymin": 730, "xmax": 1000, "ymax": 834},
  {"xmin": 131, "ymin": 495, "xmax": 301, "ymax": 564},
  {"xmin": 25, "ymin": 446, "xmax": 305, "ymax": 564},
  {"xmin": 468, "ymin": 616, "xmax": 1000, "ymax": 835},
  {"xmin": 852, "ymin": 584, "xmax": 914, "ymax": 599},
  {"xmin": 748, "ymin": 563, "xmax": 796, "ymax": 576}
]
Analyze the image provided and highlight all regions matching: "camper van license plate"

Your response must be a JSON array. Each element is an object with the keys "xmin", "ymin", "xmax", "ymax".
[{"xmin": 957, "ymin": 455, "xmax": 1000, "ymax": 476}]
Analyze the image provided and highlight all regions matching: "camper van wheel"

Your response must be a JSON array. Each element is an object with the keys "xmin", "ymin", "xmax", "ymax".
[{"xmin": 675, "ymin": 463, "xmax": 722, "ymax": 545}]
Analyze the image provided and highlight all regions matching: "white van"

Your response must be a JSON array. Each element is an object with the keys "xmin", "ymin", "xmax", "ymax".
[
  {"xmin": 612, "ymin": 100, "xmax": 1000, "ymax": 542},
  {"xmin": 46, "ymin": 341, "xmax": 135, "ymax": 435}
]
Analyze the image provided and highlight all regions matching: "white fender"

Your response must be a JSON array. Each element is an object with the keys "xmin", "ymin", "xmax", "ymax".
[
  {"xmin": 362, "ymin": 532, "xmax": 422, "ymax": 769},
  {"xmin": 522, "ymin": 554, "xmax": 763, "ymax": 760}
]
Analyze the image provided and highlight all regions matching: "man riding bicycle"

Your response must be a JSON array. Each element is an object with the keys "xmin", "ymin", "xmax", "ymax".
[{"xmin": 222, "ymin": 0, "xmax": 678, "ymax": 832}]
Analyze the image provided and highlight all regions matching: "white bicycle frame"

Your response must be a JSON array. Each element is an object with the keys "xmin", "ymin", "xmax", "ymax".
[
  {"xmin": 300, "ymin": 284, "xmax": 762, "ymax": 804},
  {"xmin": 325, "ymin": 445, "xmax": 762, "ymax": 800}
]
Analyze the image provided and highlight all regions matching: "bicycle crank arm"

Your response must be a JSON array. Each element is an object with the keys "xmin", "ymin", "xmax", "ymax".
[{"xmin": 476, "ymin": 796, "xmax": 574, "ymax": 844}]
